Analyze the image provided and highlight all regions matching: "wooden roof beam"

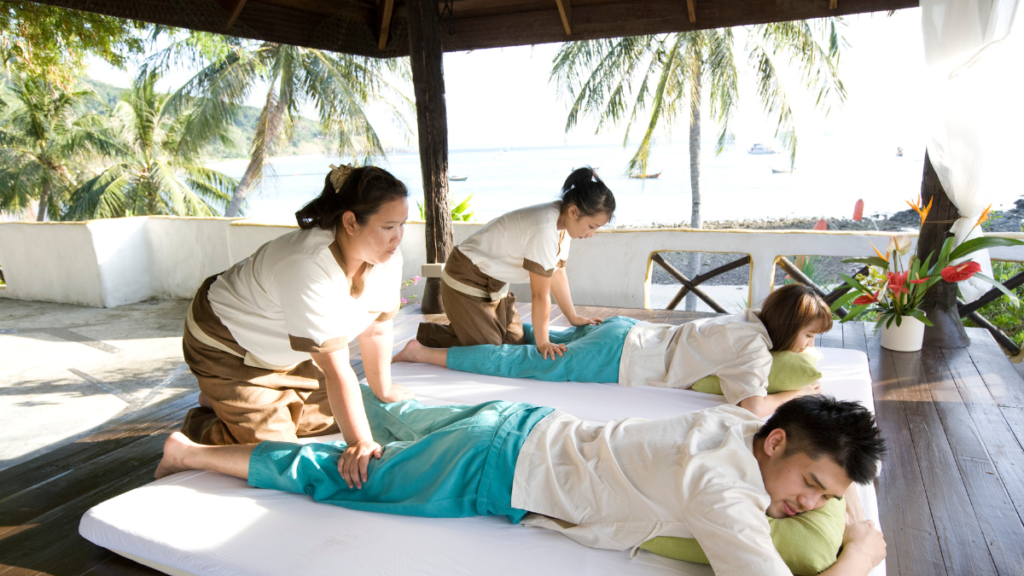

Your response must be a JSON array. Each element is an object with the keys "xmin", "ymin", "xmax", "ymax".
[
  {"xmin": 223, "ymin": 0, "xmax": 250, "ymax": 28},
  {"xmin": 685, "ymin": 0, "xmax": 695, "ymax": 23},
  {"xmin": 555, "ymin": 0, "xmax": 572, "ymax": 34},
  {"xmin": 377, "ymin": 0, "xmax": 396, "ymax": 49}
]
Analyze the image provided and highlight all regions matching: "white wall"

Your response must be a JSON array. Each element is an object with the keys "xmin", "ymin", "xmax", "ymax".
[{"xmin": 3, "ymin": 216, "xmax": 1023, "ymax": 310}]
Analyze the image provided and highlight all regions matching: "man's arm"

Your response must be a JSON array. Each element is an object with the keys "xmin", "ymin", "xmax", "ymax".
[
  {"xmin": 819, "ymin": 520, "xmax": 886, "ymax": 576},
  {"xmin": 739, "ymin": 383, "xmax": 822, "ymax": 417}
]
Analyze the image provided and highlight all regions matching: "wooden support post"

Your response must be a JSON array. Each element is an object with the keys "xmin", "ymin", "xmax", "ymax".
[
  {"xmin": 377, "ymin": 0, "xmax": 395, "ymax": 50},
  {"xmin": 222, "ymin": 0, "xmax": 249, "ymax": 28},
  {"xmin": 408, "ymin": 0, "xmax": 453, "ymax": 314},
  {"xmin": 685, "ymin": 0, "xmax": 696, "ymax": 23},
  {"xmin": 916, "ymin": 151, "xmax": 970, "ymax": 347},
  {"xmin": 554, "ymin": 0, "xmax": 572, "ymax": 35},
  {"xmin": 829, "ymin": 0, "xmax": 838, "ymax": 9}
]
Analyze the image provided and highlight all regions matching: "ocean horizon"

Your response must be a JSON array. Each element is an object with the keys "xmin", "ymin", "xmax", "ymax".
[{"xmin": 210, "ymin": 139, "xmax": 982, "ymax": 227}]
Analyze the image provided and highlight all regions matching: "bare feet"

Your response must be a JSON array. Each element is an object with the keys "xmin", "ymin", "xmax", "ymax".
[
  {"xmin": 155, "ymin": 432, "xmax": 197, "ymax": 479},
  {"xmin": 393, "ymin": 340, "xmax": 424, "ymax": 363}
]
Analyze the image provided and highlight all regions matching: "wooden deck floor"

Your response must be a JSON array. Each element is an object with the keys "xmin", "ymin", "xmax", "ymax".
[{"xmin": 2, "ymin": 304, "xmax": 1023, "ymax": 576}]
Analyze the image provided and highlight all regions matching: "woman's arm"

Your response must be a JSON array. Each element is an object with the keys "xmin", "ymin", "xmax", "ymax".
[
  {"xmin": 310, "ymin": 347, "xmax": 379, "ymax": 489},
  {"xmin": 738, "ymin": 382, "xmax": 822, "ymax": 418},
  {"xmin": 550, "ymin": 267, "xmax": 603, "ymax": 326},
  {"xmin": 529, "ymin": 271, "xmax": 565, "ymax": 360},
  {"xmin": 358, "ymin": 318, "xmax": 413, "ymax": 403}
]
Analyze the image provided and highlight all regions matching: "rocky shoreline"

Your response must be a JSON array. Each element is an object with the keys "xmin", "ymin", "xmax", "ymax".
[{"xmin": 635, "ymin": 200, "xmax": 1024, "ymax": 288}]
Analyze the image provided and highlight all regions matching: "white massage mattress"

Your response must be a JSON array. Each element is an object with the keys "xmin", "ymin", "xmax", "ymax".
[{"xmin": 80, "ymin": 347, "xmax": 884, "ymax": 576}]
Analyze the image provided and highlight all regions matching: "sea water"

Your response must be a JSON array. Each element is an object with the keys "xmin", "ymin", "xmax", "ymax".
[{"xmin": 212, "ymin": 140, "xmax": 943, "ymax": 226}]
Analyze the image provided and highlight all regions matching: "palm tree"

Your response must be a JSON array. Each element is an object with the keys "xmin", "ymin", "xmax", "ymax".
[
  {"xmin": 64, "ymin": 72, "xmax": 237, "ymax": 219},
  {"xmin": 553, "ymin": 22, "xmax": 846, "ymax": 308},
  {"xmin": 143, "ymin": 34, "xmax": 412, "ymax": 217},
  {"xmin": 0, "ymin": 75, "xmax": 110, "ymax": 220}
]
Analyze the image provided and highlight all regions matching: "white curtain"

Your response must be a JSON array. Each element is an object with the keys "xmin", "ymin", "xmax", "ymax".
[{"xmin": 921, "ymin": 0, "xmax": 1022, "ymax": 301}]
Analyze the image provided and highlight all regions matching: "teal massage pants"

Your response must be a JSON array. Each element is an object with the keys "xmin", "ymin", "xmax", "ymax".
[
  {"xmin": 248, "ymin": 385, "xmax": 553, "ymax": 523},
  {"xmin": 447, "ymin": 315, "xmax": 639, "ymax": 383}
]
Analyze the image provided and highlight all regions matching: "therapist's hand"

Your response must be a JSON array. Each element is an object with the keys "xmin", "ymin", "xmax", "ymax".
[
  {"xmin": 537, "ymin": 341, "xmax": 566, "ymax": 360},
  {"xmin": 568, "ymin": 315, "xmax": 603, "ymax": 327},
  {"xmin": 339, "ymin": 439, "xmax": 382, "ymax": 489}
]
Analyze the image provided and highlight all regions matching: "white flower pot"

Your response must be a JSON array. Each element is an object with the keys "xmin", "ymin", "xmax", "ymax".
[{"xmin": 880, "ymin": 316, "xmax": 926, "ymax": 352}]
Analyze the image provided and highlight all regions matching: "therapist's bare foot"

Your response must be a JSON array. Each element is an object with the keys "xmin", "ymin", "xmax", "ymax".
[
  {"xmin": 394, "ymin": 340, "xmax": 425, "ymax": 363},
  {"xmin": 155, "ymin": 432, "xmax": 197, "ymax": 479}
]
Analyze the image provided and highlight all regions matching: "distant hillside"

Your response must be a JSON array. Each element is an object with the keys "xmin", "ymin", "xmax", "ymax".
[{"xmin": 80, "ymin": 78, "xmax": 327, "ymax": 161}]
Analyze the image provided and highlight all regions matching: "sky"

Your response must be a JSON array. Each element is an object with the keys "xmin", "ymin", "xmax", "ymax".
[{"xmin": 87, "ymin": 9, "xmax": 928, "ymax": 155}]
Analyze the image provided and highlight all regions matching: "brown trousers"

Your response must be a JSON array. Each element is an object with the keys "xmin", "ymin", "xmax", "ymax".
[
  {"xmin": 417, "ymin": 248, "xmax": 526, "ymax": 348},
  {"xmin": 180, "ymin": 276, "xmax": 338, "ymax": 446}
]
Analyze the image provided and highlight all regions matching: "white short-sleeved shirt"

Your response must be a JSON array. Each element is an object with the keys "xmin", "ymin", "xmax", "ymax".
[
  {"xmin": 617, "ymin": 310, "xmax": 774, "ymax": 405},
  {"xmin": 458, "ymin": 201, "xmax": 571, "ymax": 283},
  {"xmin": 207, "ymin": 226, "xmax": 402, "ymax": 369},
  {"xmin": 513, "ymin": 405, "xmax": 790, "ymax": 576}
]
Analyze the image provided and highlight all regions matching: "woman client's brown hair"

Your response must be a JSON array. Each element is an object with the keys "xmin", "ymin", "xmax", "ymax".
[{"xmin": 756, "ymin": 284, "xmax": 833, "ymax": 352}]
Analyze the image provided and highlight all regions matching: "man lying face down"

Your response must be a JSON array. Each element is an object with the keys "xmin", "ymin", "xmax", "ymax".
[{"xmin": 156, "ymin": 388, "xmax": 887, "ymax": 576}]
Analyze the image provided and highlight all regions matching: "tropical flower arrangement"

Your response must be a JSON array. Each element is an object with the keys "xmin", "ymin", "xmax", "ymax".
[
  {"xmin": 831, "ymin": 201, "xmax": 1022, "ymax": 330},
  {"xmin": 400, "ymin": 276, "xmax": 422, "ymax": 308}
]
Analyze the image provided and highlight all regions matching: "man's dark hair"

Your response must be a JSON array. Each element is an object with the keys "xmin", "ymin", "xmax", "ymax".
[{"xmin": 754, "ymin": 395, "xmax": 886, "ymax": 484}]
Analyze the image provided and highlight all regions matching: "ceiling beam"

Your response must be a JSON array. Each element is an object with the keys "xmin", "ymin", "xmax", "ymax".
[
  {"xmin": 554, "ymin": 0, "xmax": 572, "ymax": 34},
  {"xmin": 377, "ymin": 0, "xmax": 396, "ymax": 48},
  {"xmin": 223, "ymin": 0, "xmax": 250, "ymax": 28},
  {"xmin": 685, "ymin": 0, "xmax": 694, "ymax": 23}
]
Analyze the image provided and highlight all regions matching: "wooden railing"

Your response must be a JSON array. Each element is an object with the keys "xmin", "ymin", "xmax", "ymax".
[{"xmin": 651, "ymin": 253, "xmax": 750, "ymax": 312}]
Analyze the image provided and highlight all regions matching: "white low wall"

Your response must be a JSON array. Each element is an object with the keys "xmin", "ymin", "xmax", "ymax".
[{"xmin": 3, "ymin": 217, "xmax": 1023, "ymax": 309}]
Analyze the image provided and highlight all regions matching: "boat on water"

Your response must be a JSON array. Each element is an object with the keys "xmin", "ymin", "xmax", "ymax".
[
  {"xmin": 449, "ymin": 175, "xmax": 468, "ymax": 182},
  {"xmin": 771, "ymin": 167, "xmax": 793, "ymax": 174},
  {"xmin": 748, "ymin": 143, "xmax": 777, "ymax": 155},
  {"xmin": 629, "ymin": 172, "xmax": 662, "ymax": 179}
]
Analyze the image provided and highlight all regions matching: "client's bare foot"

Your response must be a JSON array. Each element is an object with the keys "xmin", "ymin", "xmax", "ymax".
[
  {"xmin": 393, "ymin": 339, "xmax": 425, "ymax": 363},
  {"xmin": 155, "ymin": 432, "xmax": 197, "ymax": 479}
]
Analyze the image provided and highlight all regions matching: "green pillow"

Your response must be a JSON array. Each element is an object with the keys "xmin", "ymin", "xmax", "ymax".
[
  {"xmin": 690, "ymin": 349, "xmax": 823, "ymax": 395},
  {"xmin": 639, "ymin": 497, "xmax": 846, "ymax": 576}
]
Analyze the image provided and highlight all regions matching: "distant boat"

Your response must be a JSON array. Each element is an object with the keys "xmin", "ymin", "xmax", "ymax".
[
  {"xmin": 896, "ymin": 147, "xmax": 903, "ymax": 157},
  {"xmin": 771, "ymin": 167, "xmax": 793, "ymax": 174},
  {"xmin": 449, "ymin": 175, "xmax": 468, "ymax": 182},
  {"xmin": 748, "ymin": 143, "xmax": 777, "ymax": 155},
  {"xmin": 629, "ymin": 172, "xmax": 662, "ymax": 179}
]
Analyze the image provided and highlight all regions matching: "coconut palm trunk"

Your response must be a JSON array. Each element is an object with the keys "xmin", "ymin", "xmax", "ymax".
[
  {"xmin": 225, "ymin": 92, "xmax": 286, "ymax": 218},
  {"xmin": 684, "ymin": 51, "xmax": 703, "ymax": 311},
  {"xmin": 37, "ymin": 180, "xmax": 51, "ymax": 221}
]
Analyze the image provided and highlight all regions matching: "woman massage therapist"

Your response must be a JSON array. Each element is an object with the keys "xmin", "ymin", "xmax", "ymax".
[
  {"xmin": 180, "ymin": 164, "xmax": 411, "ymax": 488},
  {"xmin": 416, "ymin": 167, "xmax": 616, "ymax": 360},
  {"xmin": 398, "ymin": 283, "xmax": 832, "ymax": 418}
]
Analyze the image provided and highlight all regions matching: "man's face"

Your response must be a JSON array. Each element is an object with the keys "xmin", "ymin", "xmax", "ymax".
[{"xmin": 756, "ymin": 429, "xmax": 853, "ymax": 519}]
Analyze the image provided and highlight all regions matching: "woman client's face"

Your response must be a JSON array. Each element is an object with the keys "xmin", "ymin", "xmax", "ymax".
[{"xmin": 347, "ymin": 197, "xmax": 408, "ymax": 266}]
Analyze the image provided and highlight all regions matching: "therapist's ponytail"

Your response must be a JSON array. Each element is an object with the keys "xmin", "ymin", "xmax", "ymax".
[
  {"xmin": 560, "ymin": 167, "xmax": 615, "ymax": 218},
  {"xmin": 296, "ymin": 166, "xmax": 408, "ymax": 230}
]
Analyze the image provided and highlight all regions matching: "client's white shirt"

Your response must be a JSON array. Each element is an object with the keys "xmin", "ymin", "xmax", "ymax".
[
  {"xmin": 458, "ymin": 201, "xmax": 571, "ymax": 282},
  {"xmin": 617, "ymin": 309, "xmax": 773, "ymax": 405},
  {"xmin": 512, "ymin": 405, "xmax": 789, "ymax": 576},
  {"xmin": 208, "ymin": 226, "xmax": 402, "ymax": 369}
]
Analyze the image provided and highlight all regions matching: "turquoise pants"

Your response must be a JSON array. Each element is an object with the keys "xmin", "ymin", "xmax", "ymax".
[
  {"xmin": 248, "ymin": 385, "xmax": 553, "ymax": 523},
  {"xmin": 447, "ymin": 315, "xmax": 638, "ymax": 383}
]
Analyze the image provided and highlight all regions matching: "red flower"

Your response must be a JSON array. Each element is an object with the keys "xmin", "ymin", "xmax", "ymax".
[
  {"xmin": 887, "ymin": 271, "xmax": 909, "ymax": 296},
  {"xmin": 853, "ymin": 291, "xmax": 880, "ymax": 305},
  {"xmin": 909, "ymin": 275, "xmax": 931, "ymax": 284},
  {"xmin": 941, "ymin": 261, "xmax": 982, "ymax": 282}
]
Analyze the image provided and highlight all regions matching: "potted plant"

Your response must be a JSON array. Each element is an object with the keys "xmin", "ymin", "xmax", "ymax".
[{"xmin": 831, "ymin": 203, "xmax": 1022, "ymax": 352}]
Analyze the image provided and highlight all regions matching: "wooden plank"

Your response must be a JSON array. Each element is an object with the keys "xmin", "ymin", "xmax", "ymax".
[
  {"xmin": 942, "ymin": 347, "xmax": 1024, "ymax": 539},
  {"xmin": 554, "ymin": 0, "xmax": 571, "ymax": 33},
  {"xmin": 923, "ymin": 347, "xmax": 1024, "ymax": 574},
  {"xmin": 223, "ymin": 0, "xmax": 250, "ymax": 27},
  {"xmin": 0, "ymin": 448, "xmax": 166, "ymax": 576},
  {"xmin": 967, "ymin": 330, "xmax": 1024, "ymax": 408},
  {"xmin": 80, "ymin": 553, "xmax": 163, "ymax": 575},
  {"xmin": 888, "ymin": 347, "xmax": 995, "ymax": 576},
  {"xmin": 818, "ymin": 325, "xmax": 843, "ymax": 349},
  {"xmin": 1004, "ymin": 406, "xmax": 1024, "ymax": 459},
  {"xmin": 685, "ymin": 0, "xmax": 695, "ymax": 22},
  {"xmin": 863, "ymin": 329, "xmax": 945, "ymax": 576},
  {"xmin": 842, "ymin": 322, "xmax": 868, "ymax": 354}
]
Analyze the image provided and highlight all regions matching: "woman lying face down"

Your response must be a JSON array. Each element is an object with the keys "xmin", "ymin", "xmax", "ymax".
[
  {"xmin": 395, "ymin": 283, "xmax": 835, "ymax": 418},
  {"xmin": 154, "ymin": 391, "xmax": 886, "ymax": 576}
]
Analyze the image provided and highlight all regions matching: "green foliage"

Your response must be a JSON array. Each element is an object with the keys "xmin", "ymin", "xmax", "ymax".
[
  {"xmin": 0, "ymin": 3, "xmax": 146, "ymax": 89},
  {"xmin": 963, "ymin": 261, "xmax": 1024, "ymax": 348},
  {"xmin": 783, "ymin": 255, "xmax": 827, "ymax": 287},
  {"xmin": 0, "ymin": 75, "xmax": 113, "ymax": 220},
  {"xmin": 417, "ymin": 195, "xmax": 475, "ymax": 222},
  {"xmin": 63, "ymin": 72, "xmax": 237, "ymax": 219}
]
